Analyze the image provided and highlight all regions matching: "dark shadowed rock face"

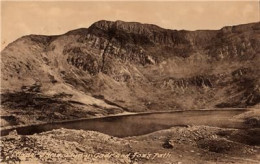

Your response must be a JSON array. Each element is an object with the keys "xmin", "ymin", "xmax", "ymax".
[{"xmin": 1, "ymin": 20, "xmax": 260, "ymax": 117}]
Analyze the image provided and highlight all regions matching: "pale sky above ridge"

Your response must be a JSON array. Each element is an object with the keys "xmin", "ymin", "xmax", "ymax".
[{"xmin": 1, "ymin": 1, "xmax": 259, "ymax": 50}]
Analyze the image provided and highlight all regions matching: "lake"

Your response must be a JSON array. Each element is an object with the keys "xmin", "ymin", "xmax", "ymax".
[{"xmin": 0, "ymin": 109, "xmax": 247, "ymax": 137}]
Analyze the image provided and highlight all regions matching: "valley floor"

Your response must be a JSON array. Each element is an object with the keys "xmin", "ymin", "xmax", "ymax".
[
  {"xmin": 0, "ymin": 126, "xmax": 259, "ymax": 164},
  {"xmin": 0, "ymin": 109, "xmax": 259, "ymax": 164}
]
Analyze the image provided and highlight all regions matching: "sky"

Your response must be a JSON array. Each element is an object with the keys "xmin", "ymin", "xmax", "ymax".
[{"xmin": 1, "ymin": 1, "xmax": 259, "ymax": 50}]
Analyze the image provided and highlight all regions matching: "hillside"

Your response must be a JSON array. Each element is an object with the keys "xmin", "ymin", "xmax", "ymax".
[{"xmin": 1, "ymin": 20, "xmax": 260, "ymax": 127}]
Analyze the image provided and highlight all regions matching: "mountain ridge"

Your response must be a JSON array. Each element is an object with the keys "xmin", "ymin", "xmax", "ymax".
[
  {"xmin": 1, "ymin": 20, "xmax": 259, "ymax": 127},
  {"xmin": 4, "ymin": 20, "xmax": 259, "ymax": 52}
]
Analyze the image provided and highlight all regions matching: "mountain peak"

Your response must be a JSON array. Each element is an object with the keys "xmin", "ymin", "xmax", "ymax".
[
  {"xmin": 89, "ymin": 20, "xmax": 164, "ymax": 34},
  {"xmin": 1, "ymin": 20, "xmax": 259, "ymax": 128}
]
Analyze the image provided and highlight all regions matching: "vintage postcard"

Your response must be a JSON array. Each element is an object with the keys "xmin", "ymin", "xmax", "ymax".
[{"xmin": 0, "ymin": 0, "xmax": 259, "ymax": 163}]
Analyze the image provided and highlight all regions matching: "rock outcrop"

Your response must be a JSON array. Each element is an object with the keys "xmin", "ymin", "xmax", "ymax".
[{"xmin": 1, "ymin": 20, "xmax": 260, "ymax": 126}]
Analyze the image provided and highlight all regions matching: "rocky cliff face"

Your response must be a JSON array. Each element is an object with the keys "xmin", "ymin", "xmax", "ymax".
[{"xmin": 1, "ymin": 20, "xmax": 260, "ymax": 126}]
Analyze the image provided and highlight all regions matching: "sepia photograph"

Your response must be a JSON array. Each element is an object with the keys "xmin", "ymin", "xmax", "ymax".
[{"xmin": 0, "ymin": 0, "xmax": 259, "ymax": 163}]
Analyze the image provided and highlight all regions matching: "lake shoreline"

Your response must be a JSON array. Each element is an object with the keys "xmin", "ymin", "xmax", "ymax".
[
  {"xmin": 0, "ymin": 108, "xmax": 251, "ymax": 137},
  {"xmin": 1, "ymin": 108, "xmax": 249, "ymax": 131}
]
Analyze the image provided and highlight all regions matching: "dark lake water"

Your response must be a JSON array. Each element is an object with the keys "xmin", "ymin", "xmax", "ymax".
[{"xmin": 1, "ymin": 109, "xmax": 247, "ymax": 137}]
